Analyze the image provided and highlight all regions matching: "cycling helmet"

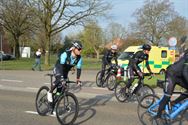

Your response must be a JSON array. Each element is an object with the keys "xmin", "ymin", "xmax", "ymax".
[
  {"xmin": 111, "ymin": 44, "xmax": 118, "ymax": 50},
  {"xmin": 142, "ymin": 44, "xmax": 151, "ymax": 51},
  {"xmin": 72, "ymin": 40, "xmax": 83, "ymax": 49}
]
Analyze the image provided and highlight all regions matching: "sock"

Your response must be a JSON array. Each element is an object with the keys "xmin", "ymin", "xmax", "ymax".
[{"xmin": 47, "ymin": 91, "xmax": 53, "ymax": 102}]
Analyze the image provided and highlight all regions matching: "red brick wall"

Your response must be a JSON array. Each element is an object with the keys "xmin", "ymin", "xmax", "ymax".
[{"xmin": 0, "ymin": 25, "xmax": 11, "ymax": 54}]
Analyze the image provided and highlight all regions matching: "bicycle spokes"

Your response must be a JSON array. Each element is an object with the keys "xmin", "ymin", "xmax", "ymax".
[{"xmin": 56, "ymin": 93, "xmax": 79, "ymax": 125}]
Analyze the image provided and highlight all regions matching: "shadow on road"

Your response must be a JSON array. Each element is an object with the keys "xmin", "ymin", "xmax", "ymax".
[{"xmin": 73, "ymin": 93, "xmax": 114, "ymax": 125}]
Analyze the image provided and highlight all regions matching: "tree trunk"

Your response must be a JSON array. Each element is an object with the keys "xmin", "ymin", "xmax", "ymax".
[
  {"xmin": 93, "ymin": 46, "xmax": 100, "ymax": 59},
  {"xmin": 44, "ymin": 34, "xmax": 50, "ymax": 66},
  {"xmin": 14, "ymin": 36, "xmax": 20, "ymax": 58},
  {"xmin": 96, "ymin": 51, "xmax": 100, "ymax": 60}
]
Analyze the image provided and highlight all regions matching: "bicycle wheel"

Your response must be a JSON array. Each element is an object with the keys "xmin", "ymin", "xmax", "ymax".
[
  {"xmin": 114, "ymin": 81, "xmax": 128, "ymax": 102},
  {"xmin": 106, "ymin": 73, "xmax": 117, "ymax": 91},
  {"xmin": 136, "ymin": 84, "xmax": 155, "ymax": 103},
  {"xmin": 137, "ymin": 94, "xmax": 160, "ymax": 125},
  {"xmin": 56, "ymin": 92, "xmax": 79, "ymax": 125},
  {"xmin": 96, "ymin": 71, "xmax": 102, "ymax": 87},
  {"xmin": 35, "ymin": 86, "xmax": 50, "ymax": 116},
  {"xmin": 176, "ymin": 109, "xmax": 188, "ymax": 125}
]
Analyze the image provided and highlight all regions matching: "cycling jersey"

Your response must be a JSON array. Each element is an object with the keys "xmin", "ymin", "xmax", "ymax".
[
  {"xmin": 126, "ymin": 50, "xmax": 152, "ymax": 90},
  {"xmin": 53, "ymin": 50, "xmax": 83, "ymax": 80},
  {"xmin": 102, "ymin": 50, "xmax": 118, "ymax": 65},
  {"xmin": 128, "ymin": 50, "xmax": 152, "ymax": 73},
  {"xmin": 100, "ymin": 49, "xmax": 118, "ymax": 85}
]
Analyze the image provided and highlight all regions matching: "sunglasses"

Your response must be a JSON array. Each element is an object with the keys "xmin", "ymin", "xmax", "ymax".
[{"xmin": 77, "ymin": 48, "xmax": 82, "ymax": 51}]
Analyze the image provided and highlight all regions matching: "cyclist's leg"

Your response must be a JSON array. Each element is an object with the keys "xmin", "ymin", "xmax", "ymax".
[
  {"xmin": 132, "ymin": 78, "xmax": 142, "ymax": 94},
  {"xmin": 125, "ymin": 67, "xmax": 134, "ymax": 89},
  {"xmin": 182, "ymin": 64, "xmax": 188, "ymax": 85},
  {"xmin": 172, "ymin": 78, "xmax": 188, "ymax": 104},
  {"xmin": 157, "ymin": 72, "xmax": 176, "ymax": 118},
  {"xmin": 100, "ymin": 63, "xmax": 106, "ymax": 81},
  {"xmin": 172, "ymin": 66, "xmax": 188, "ymax": 104},
  {"xmin": 132, "ymin": 67, "xmax": 144, "ymax": 94},
  {"xmin": 48, "ymin": 67, "xmax": 62, "ymax": 102}
]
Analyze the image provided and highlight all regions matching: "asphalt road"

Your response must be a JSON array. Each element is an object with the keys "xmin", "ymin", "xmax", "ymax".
[{"xmin": 0, "ymin": 70, "xmax": 142, "ymax": 125}]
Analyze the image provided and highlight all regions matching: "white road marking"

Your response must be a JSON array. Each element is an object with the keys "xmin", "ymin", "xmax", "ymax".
[
  {"xmin": 25, "ymin": 111, "xmax": 56, "ymax": 117},
  {"xmin": 44, "ymin": 82, "xmax": 50, "ymax": 85},
  {"xmin": 1, "ymin": 79, "xmax": 23, "ymax": 83},
  {"xmin": 26, "ymin": 87, "xmax": 38, "ymax": 90},
  {"xmin": 91, "ymin": 87, "xmax": 107, "ymax": 90}
]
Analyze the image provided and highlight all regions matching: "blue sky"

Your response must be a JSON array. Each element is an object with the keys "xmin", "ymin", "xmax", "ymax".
[
  {"xmin": 63, "ymin": 0, "xmax": 188, "ymax": 36},
  {"xmin": 100, "ymin": 0, "xmax": 188, "ymax": 28}
]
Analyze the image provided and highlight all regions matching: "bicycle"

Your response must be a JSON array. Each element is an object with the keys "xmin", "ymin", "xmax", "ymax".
[
  {"xmin": 96, "ymin": 64, "xmax": 119, "ymax": 90},
  {"xmin": 137, "ymin": 79, "xmax": 188, "ymax": 125},
  {"xmin": 114, "ymin": 74, "xmax": 155, "ymax": 103},
  {"xmin": 35, "ymin": 73, "xmax": 79, "ymax": 125}
]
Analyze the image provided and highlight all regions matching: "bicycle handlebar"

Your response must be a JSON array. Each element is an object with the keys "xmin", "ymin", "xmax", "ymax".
[
  {"xmin": 133, "ymin": 73, "xmax": 153, "ymax": 80},
  {"xmin": 157, "ymin": 79, "xmax": 188, "ymax": 95},
  {"xmin": 45, "ymin": 73, "xmax": 78, "ymax": 85}
]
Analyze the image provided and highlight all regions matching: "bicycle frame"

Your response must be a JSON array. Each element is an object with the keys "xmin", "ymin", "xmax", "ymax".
[
  {"xmin": 148, "ymin": 95, "xmax": 188, "ymax": 120},
  {"xmin": 46, "ymin": 73, "xmax": 75, "ymax": 108},
  {"xmin": 130, "ymin": 76, "xmax": 151, "ymax": 94},
  {"xmin": 100, "ymin": 66, "xmax": 117, "ymax": 83}
]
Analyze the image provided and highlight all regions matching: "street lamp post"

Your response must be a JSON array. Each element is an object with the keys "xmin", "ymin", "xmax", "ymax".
[
  {"xmin": 0, "ymin": 25, "xmax": 3, "ymax": 68},
  {"xmin": 0, "ymin": 32, "xmax": 2, "ymax": 64},
  {"xmin": 0, "ymin": 33, "xmax": 2, "ymax": 71}
]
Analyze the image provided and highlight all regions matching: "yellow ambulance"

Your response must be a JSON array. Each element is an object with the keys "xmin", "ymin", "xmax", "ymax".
[{"xmin": 117, "ymin": 46, "xmax": 176, "ymax": 74}]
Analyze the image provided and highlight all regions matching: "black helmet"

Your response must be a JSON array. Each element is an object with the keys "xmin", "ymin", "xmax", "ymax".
[
  {"xmin": 142, "ymin": 44, "xmax": 151, "ymax": 51},
  {"xmin": 72, "ymin": 40, "xmax": 83, "ymax": 49}
]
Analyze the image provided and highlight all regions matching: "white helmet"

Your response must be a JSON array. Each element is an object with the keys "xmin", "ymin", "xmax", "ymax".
[{"xmin": 111, "ymin": 45, "xmax": 118, "ymax": 50}]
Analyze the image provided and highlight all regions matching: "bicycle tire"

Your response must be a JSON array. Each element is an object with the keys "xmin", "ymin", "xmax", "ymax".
[
  {"xmin": 137, "ymin": 94, "xmax": 160, "ymax": 125},
  {"xmin": 96, "ymin": 71, "xmax": 103, "ymax": 87},
  {"xmin": 136, "ymin": 84, "xmax": 155, "ymax": 103},
  {"xmin": 35, "ymin": 86, "xmax": 50, "ymax": 116},
  {"xmin": 56, "ymin": 92, "xmax": 79, "ymax": 125},
  {"xmin": 106, "ymin": 73, "xmax": 117, "ymax": 91},
  {"xmin": 114, "ymin": 81, "xmax": 128, "ymax": 102},
  {"xmin": 175, "ymin": 108, "xmax": 188, "ymax": 125}
]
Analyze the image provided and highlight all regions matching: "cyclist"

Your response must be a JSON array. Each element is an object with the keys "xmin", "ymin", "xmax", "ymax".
[
  {"xmin": 125, "ymin": 44, "xmax": 153, "ymax": 94},
  {"xmin": 155, "ymin": 36, "xmax": 188, "ymax": 121},
  {"xmin": 47, "ymin": 40, "xmax": 83, "ymax": 104},
  {"xmin": 100, "ymin": 44, "xmax": 118, "ymax": 86}
]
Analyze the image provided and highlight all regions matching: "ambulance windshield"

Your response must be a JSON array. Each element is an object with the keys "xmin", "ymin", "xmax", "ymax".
[{"xmin": 118, "ymin": 52, "xmax": 134, "ymax": 60}]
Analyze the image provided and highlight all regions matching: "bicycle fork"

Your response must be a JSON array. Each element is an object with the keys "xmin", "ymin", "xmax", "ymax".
[{"xmin": 63, "ymin": 92, "xmax": 71, "ymax": 113}]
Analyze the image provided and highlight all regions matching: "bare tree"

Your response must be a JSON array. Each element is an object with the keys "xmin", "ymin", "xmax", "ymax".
[
  {"xmin": 132, "ymin": 0, "xmax": 178, "ymax": 45},
  {"xmin": 105, "ymin": 22, "xmax": 127, "ymax": 42},
  {"xmin": 167, "ymin": 16, "xmax": 188, "ymax": 40},
  {"xmin": 28, "ymin": 0, "xmax": 111, "ymax": 66},
  {"xmin": 0, "ymin": 0, "xmax": 34, "ymax": 58}
]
